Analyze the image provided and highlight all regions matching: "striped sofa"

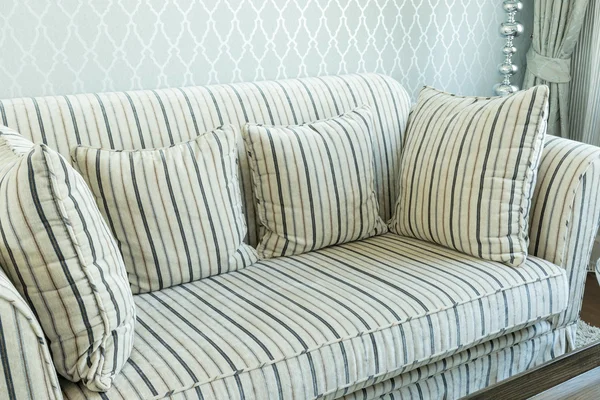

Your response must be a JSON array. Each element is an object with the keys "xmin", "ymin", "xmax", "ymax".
[{"xmin": 1, "ymin": 74, "xmax": 599, "ymax": 400}]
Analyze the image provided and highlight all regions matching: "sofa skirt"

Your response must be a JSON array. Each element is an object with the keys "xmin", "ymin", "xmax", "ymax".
[{"xmin": 340, "ymin": 321, "xmax": 569, "ymax": 400}]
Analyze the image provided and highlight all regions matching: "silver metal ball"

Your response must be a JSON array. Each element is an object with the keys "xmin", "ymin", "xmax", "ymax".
[
  {"xmin": 499, "ymin": 22, "xmax": 524, "ymax": 37},
  {"xmin": 498, "ymin": 63, "xmax": 518, "ymax": 75},
  {"xmin": 502, "ymin": 45, "xmax": 518, "ymax": 55},
  {"xmin": 503, "ymin": 0, "xmax": 523, "ymax": 12},
  {"xmin": 494, "ymin": 83, "xmax": 519, "ymax": 97}
]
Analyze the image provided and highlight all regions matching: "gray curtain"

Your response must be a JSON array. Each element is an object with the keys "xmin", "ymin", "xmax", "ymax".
[
  {"xmin": 523, "ymin": 0, "xmax": 590, "ymax": 138},
  {"xmin": 570, "ymin": 0, "xmax": 600, "ymax": 276},
  {"xmin": 570, "ymin": 0, "xmax": 600, "ymax": 146}
]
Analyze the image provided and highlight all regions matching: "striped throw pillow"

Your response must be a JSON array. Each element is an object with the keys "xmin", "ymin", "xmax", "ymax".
[
  {"xmin": 0, "ymin": 125, "xmax": 34, "ymax": 161},
  {"xmin": 244, "ymin": 106, "xmax": 388, "ymax": 258},
  {"xmin": 0, "ymin": 131, "xmax": 136, "ymax": 391},
  {"xmin": 389, "ymin": 86, "xmax": 549, "ymax": 266},
  {"xmin": 72, "ymin": 125, "xmax": 258, "ymax": 294}
]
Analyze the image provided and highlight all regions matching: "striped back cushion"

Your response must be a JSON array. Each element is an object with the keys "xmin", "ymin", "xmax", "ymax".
[
  {"xmin": 389, "ymin": 86, "xmax": 549, "ymax": 266},
  {"xmin": 244, "ymin": 106, "xmax": 388, "ymax": 258},
  {"xmin": 0, "ymin": 132, "xmax": 135, "ymax": 391},
  {"xmin": 73, "ymin": 126, "xmax": 258, "ymax": 293},
  {"xmin": 0, "ymin": 74, "xmax": 411, "ymax": 247}
]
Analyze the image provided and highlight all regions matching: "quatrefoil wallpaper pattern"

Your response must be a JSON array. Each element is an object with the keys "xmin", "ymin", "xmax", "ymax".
[{"xmin": 0, "ymin": 0, "xmax": 533, "ymax": 100}]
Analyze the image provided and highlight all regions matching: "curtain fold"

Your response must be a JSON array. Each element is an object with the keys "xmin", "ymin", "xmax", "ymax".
[
  {"xmin": 570, "ymin": 0, "xmax": 600, "ymax": 146},
  {"xmin": 523, "ymin": 0, "xmax": 590, "ymax": 138}
]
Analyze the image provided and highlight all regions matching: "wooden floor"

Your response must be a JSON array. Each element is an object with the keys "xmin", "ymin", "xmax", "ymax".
[
  {"xmin": 530, "ymin": 366, "xmax": 600, "ymax": 399},
  {"xmin": 581, "ymin": 272, "xmax": 600, "ymax": 327}
]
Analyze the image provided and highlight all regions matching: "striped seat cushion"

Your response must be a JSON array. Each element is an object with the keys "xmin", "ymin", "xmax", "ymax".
[
  {"xmin": 60, "ymin": 233, "xmax": 568, "ymax": 400},
  {"xmin": 390, "ymin": 86, "xmax": 550, "ymax": 266},
  {"xmin": 244, "ymin": 106, "xmax": 387, "ymax": 258},
  {"xmin": 72, "ymin": 125, "xmax": 258, "ymax": 294},
  {"xmin": 0, "ymin": 129, "xmax": 136, "ymax": 391}
]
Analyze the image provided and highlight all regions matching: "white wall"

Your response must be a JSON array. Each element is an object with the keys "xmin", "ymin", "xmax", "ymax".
[{"xmin": 0, "ymin": 0, "xmax": 533, "ymax": 99}]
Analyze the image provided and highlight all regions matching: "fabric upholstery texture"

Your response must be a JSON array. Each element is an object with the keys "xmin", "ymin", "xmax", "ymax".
[
  {"xmin": 0, "ymin": 74, "xmax": 411, "ymax": 249},
  {"xmin": 244, "ymin": 106, "xmax": 387, "ymax": 258},
  {"xmin": 73, "ymin": 125, "xmax": 258, "ymax": 294},
  {"xmin": 0, "ymin": 132, "xmax": 136, "ymax": 391},
  {"xmin": 0, "ymin": 125, "xmax": 34, "ymax": 161},
  {"xmin": 60, "ymin": 233, "xmax": 568, "ymax": 400},
  {"xmin": 390, "ymin": 86, "xmax": 549, "ymax": 266},
  {"xmin": 0, "ymin": 268, "xmax": 63, "ymax": 400},
  {"xmin": 570, "ymin": 0, "xmax": 600, "ymax": 146},
  {"xmin": 523, "ymin": 0, "xmax": 591, "ymax": 137},
  {"xmin": 341, "ymin": 322, "xmax": 568, "ymax": 400},
  {"xmin": 528, "ymin": 135, "xmax": 600, "ymax": 342},
  {"xmin": 1, "ymin": 75, "xmax": 599, "ymax": 399}
]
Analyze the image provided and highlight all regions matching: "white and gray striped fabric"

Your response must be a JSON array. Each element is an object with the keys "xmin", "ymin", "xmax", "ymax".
[
  {"xmin": 529, "ymin": 135, "xmax": 600, "ymax": 341},
  {"xmin": 0, "ymin": 74, "xmax": 411, "ymax": 249},
  {"xmin": 1, "ymin": 75, "xmax": 600, "ymax": 398},
  {"xmin": 0, "ymin": 125, "xmax": 33, "ymax": 160},
  {"xmin": 341, "ymin": 322, "xmax": 568, "ymax": 400},
  {"xmin": 244, "ymin": 106, "xmax": 387, "ymax": 258},
  {"xmin": 390, "ymin": 86, "xmax": 550, "ymax": 267},
  {"xmin": 73, "ymin": 125, "xmax": 258, "ymax": 294},
  {"xmin": 0, "ymin": 268, "xmax": 62, "ymax": 400},
  {"xmin": 60, "ymin": 233, "xmax": 569, "ymax": 400},
  {"xmin": 0, "ymin": 130, "xmax": 136, "ymax": 392}
]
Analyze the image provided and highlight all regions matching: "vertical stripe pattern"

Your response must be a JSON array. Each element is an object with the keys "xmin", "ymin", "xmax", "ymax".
[
  {"xmin": 59, "ymin": 233, "xmax": 569, "ymax": 400},
  {"xmin": 0, "ymin": 133, "xmax": 136, "ymax": 391},
  {"xmin": 0, "ymin": 74, "xmax": 411, "ymax": 248},
  {"xmin": 390, "ymin": 86, "xmax": 550, "ymax": 266},
  {"xmin": 72, "ymin": 125, "xmax": 258, "ymax": 293},
  {"xmin": 341, "ymin": 322, "xmax": 568, "ymax": 400},
  {"xmin": 1, "ymin": 75, "xmax": 599, "ymax": 398},
  {"xmin": 243, "ymin": 106, "xmax": 387, "ymax": 258},
  {"xmin": 0, "ymin": 268, "xmax": 62, "ymax": 400},
  {"xmin": 570, "ymin": 0, "xmax": 600, "ymax": 146},
  {"xmin": 528, "ymin": 135, "xmax": 600, "ymax": 342}
]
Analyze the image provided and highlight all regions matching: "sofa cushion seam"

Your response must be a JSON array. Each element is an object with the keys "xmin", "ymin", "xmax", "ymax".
[{"xmin": 145, "ymin": 270, "xmax": 567, "ymax": 400}]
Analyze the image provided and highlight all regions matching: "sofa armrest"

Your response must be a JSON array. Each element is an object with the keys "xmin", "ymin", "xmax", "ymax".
[
  {"xmin": 529, "ymin": 135, "xmax": 600, "ymax": 336},
  {"xmin": 0, "ymin": 269, "xmax": 63, "ymax": 400}
]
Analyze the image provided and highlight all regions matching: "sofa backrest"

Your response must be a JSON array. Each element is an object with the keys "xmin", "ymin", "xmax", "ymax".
[{"xmin": 0, "ymin": 74, "xmax": 411, "ymax": 246}]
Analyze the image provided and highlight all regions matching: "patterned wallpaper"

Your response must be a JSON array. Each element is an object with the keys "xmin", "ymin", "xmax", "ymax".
[{"xmin": 0, "ymin": 0, "xmax": 533, "ymax": 100}]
